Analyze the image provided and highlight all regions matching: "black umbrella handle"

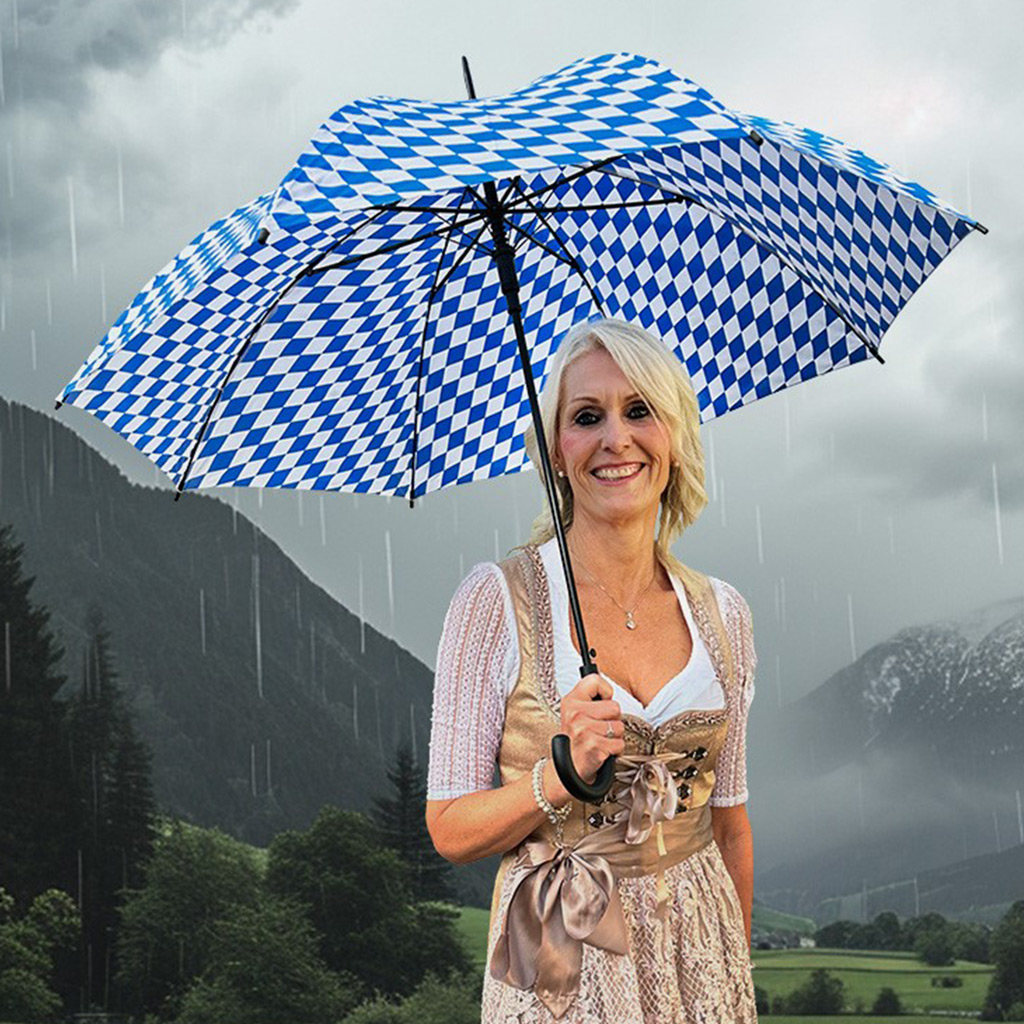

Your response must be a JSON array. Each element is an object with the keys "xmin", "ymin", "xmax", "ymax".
[
  {"xmin": 491, "ymin": 194, "xmax": 618, "ymax": 803},
  {"xmin": 551, "ymin": 661, "xmax": 619, "ymax": 802},
  {"xmin": 551, "ymin": 734, "xmax": 618, "ymax": 803},
  {"xmin": 463, "ymin": 55, "xmax": 617, "ymax": 804}
]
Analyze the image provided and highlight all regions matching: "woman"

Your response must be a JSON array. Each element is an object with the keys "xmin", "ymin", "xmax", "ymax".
[{"xmin": 426, "ymin": 317, "xmax": 758, "ymax": 1023}]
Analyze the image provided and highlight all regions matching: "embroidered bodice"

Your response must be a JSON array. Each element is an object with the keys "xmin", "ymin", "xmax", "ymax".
[
  {"xmin": 469, "ymin": 544, "xmax": 752, "ymax": 1019},
  {"xmin": 427, "ymin": 543, "xmax": 756, "ymax": 807}
]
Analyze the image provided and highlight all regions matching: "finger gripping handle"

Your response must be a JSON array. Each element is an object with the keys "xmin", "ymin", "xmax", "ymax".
[{"xmin": 550, "ymin": 734, "xmax": 617, "ymax": 802}]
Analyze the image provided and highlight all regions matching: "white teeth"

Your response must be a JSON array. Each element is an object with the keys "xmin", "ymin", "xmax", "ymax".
[{"xmin": 593, "ymin": 464, "xmax": 642, "ymax": 479}]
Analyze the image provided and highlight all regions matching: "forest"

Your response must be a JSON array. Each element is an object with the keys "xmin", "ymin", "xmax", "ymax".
[{"xmin": 0, "ymin": 521, "xmax": 481, "ymax": 1023}]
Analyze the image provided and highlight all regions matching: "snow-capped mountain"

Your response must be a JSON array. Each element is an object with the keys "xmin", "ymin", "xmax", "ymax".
[
  {"xmin": 778, "ymin": 598, "xmax": 1024, "ymax": 779},
  {"xmin": 758, "ymin": 596, "xmax": 1024, "ymax": 921}
]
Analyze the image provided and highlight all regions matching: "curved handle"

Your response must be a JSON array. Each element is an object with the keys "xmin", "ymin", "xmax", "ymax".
[{"xmin": 550, "ymin": 714, "xmax": 617, "ymax": 803}]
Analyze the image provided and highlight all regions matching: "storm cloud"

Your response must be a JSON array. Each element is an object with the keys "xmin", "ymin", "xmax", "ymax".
[
  {"xmin": 12, "ymin": 0, "xmax": 296, "ymax": 104},
  {"xmin": 0, "ymin": 0, "xmax": 1020, "ymax": 689},
  {"xmin": 3, "ymin": 0, "xmax": 297, "ymax": 257}
]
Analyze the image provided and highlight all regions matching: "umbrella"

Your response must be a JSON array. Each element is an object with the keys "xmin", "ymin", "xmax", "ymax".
[{"xmin": 56, "ymin": 52, "xmax": 985, "ymax": 802}]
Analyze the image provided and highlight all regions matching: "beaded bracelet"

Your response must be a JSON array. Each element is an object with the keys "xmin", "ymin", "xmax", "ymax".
[{"xmin": 532, "ymin": 756, "xmax": 572, "ymax": 829}]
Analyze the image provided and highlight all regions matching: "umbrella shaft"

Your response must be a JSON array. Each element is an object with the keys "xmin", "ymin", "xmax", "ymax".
[
  {"xmin": 483, "ymin": 188, "xmax": 522, "ymax": 315},
  {"xmin": 462, "ymin": 54, "xmax": 612, "ymax": 802},
  {"xmin": 482, "ymin": 196, "xmax": 596, "ymax": 680}
]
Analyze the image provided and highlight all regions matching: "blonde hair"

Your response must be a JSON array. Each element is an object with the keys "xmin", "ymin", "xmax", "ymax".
[{"xmin": 522, "ymin": 318, "xmax": 708, "ymax": 585}]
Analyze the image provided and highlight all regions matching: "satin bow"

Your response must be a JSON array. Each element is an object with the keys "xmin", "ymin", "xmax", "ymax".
[
  {"xmin": 489, "ymin": 834, "xmax": 630, "ymax": 1019},
  {"xmin": 613, "ymin": 752, "xmax": 688, "ymax": 845},
  {"xmin": 490, "ymin": 752, "xmax": 704, "ymax": 1017}
]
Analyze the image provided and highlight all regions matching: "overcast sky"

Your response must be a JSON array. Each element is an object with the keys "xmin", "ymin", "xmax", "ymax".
[{"xmin": 3, "ymin": 0, "xmax": 1022, "ymax": 727}]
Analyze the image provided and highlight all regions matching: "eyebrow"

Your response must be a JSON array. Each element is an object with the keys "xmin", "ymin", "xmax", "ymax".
[{"xmin": 567, "ymin": 392, "xmax": 644, "ymax": 406}]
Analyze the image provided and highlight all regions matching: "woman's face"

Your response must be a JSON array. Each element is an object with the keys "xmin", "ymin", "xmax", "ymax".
[{"xmin": 556, "ymin": 347, "xmax": 673, "ymax": 529}]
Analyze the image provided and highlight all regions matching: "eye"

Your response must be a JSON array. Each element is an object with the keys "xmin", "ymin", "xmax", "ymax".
[{"xmin": 571, "ymin": 402, "xmax": 650, "ymax": 426}]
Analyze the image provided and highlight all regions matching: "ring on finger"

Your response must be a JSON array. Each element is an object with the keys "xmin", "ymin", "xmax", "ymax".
[{"xmin": 605, "ymin": 723, "xmax": 614, "ymax": 739}]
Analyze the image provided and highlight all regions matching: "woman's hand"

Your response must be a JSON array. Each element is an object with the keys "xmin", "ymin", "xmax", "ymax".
[
  {"xmin": 428, "ymin": 673, "xmax": 625, "ymax": 863},
  {"xmin": 560, "ymin": 673, "xmax": 625, "ymax": 784}
]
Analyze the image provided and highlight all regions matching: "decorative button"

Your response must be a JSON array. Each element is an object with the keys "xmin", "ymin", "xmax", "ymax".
[
  {"xmin": 683, "ymin": 765, "xmax": 698, "ymax": 779},
  {"xmin": 588, "ymin": 811, "xmax": 605, "ymax": 828},
  {"xmin": 692, "ymin": 746, "xmax": 708, "ymax": 760},
  {"xmin": 678, "ymin": 783, "xmax": 691, "ymax": 798},
  {"xmin": 676, "ymin": 799, "xmax": 688, "ymax": 812}
]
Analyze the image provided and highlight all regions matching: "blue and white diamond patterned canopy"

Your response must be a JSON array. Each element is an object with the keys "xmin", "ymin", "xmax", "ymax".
[{"xmin": 58, "ymin": 51, "xmax": 983, "ymax": 499}]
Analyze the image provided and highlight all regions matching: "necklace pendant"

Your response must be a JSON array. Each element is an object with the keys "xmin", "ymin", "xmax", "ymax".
[{"xmin": 625, "ymin": 611, "xmax": 636, "ymax": 630}]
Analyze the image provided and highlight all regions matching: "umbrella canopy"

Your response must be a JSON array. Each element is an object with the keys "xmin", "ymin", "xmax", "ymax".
[
  {"xmin": 57, "ymin": 51, "xmax": 983, "ymax": 501},
  {"xmin": 57, "ymin": 51, "xmax": 984, "ymax": 800}
]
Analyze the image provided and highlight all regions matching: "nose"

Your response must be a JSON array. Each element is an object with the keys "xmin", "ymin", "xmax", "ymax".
[{"xmin": 601, "ymin": 410, "xmax": 631, "ymax": 452}]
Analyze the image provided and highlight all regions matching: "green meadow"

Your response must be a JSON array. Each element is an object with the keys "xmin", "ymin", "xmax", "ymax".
[
  {"xmin": 754, "ymin": 947, "xmax": 990, "ymax": 1015},
  {"xmin": 458, "ymin": 904, "xmax": 494, "ymax": 971},
  {"xmin": 456, "ymin": 908, "xmax": 993, "ymax": 1017}
]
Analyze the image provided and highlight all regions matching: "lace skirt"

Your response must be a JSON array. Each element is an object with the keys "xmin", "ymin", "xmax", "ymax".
[{"xmin": 481, "ymin": 838, "xmax": 758, "ymax": 1024}]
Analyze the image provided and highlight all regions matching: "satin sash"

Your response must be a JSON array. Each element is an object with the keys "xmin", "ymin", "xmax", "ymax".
[{"xmin": 489, "ymin": 752, "xmax": 714, "ymax": 1019}]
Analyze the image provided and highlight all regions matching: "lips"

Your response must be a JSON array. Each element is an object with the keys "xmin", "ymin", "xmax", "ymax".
[{"xmin": 592, "ymin": 462, "xmax": 644, "ymax": 480}]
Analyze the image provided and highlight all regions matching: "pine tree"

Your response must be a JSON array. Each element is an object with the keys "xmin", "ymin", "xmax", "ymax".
[
  {"xmin": 66, "ymin": 606, "xmax": 155, "ymax": 1011},
  {"xmin": 982, "ymin": 900, "xmax": 1024, "ymax": 1020},
  {"xmin": 372, "ymin": 739, "xmax": 456, "ymax": 903},
  {"xmin": 0, "ymin": 523, "xmax": 77, "ymax": 908}
]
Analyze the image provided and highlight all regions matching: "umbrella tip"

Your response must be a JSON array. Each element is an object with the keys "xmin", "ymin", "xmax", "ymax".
[
  {"xmin": 748, "ymin": 129, "xmax": 764, "ymax": 147},
  {"xmin": 257, "ymin": 227, "xmax": 270, "ymax": 245},
  {"xmin": 54, "ymin": 399, "xmax": 62, "ymax": 411},
  {"xmin": 972, "ymin": 221, "xmax": 989, "ymax": 235},
  {"xmin": 461, "ymin": 56, "xmax": 477, "ymax": 100}
]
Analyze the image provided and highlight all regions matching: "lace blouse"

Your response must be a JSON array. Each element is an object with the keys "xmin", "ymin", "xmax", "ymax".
[{"xmin": 427, "ymin": 540, "xmax": 756, "ymax": 807}]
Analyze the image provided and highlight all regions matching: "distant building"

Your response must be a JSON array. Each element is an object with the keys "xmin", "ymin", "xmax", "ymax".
[{"xmin": 752, "ymin": 928, "xmax": 814, "ymax": 950}]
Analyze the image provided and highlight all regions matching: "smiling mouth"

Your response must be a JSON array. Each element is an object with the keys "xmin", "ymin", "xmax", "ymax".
[{"xmin": 592, "ymin": 463, "xmax": 645, "ymax": 481}]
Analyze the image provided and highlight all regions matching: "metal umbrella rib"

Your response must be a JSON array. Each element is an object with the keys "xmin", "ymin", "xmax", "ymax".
[
  {"xmin": 407, "ymin": 190, "xmax": 468, "ymax": 508},
  {"xmin": 175, "ymin": 206, "xmax": 391, "ymax": 497}
]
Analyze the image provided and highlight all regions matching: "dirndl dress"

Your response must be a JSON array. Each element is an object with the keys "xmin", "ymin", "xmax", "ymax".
[{"xmin": 477, "ymin": 544, "xmax": 758, "ymax": 1023}]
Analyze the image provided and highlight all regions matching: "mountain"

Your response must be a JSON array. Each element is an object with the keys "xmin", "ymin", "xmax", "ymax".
[
  {"xmin": 6, "ymin": 394, "xmax": 1021, "ymax": 921},
  {"xmin": 758, "ymin": 826, "xmax": 1024, "ymax": 928},
  {"xmin": 777, "ymin": 598, "xmax": 1024, "ymax": 780},
  {"xmin": 756, "ymin": 591, "xmax": 1024, "ymax": 923},
  {"xmin": 0, "ymin": 396, "xmax": 499, "ymax": 906}
]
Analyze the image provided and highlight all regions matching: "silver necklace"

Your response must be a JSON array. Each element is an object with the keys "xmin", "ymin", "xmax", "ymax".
[{"xmin": 572, "ymin": 553, "xmax": 658, "ymax": 630}]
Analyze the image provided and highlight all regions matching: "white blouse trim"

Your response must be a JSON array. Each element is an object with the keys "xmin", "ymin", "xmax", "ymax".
[{"xmin": 532, "ymin": 538, "xmax": 724, "ymax": 725}]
